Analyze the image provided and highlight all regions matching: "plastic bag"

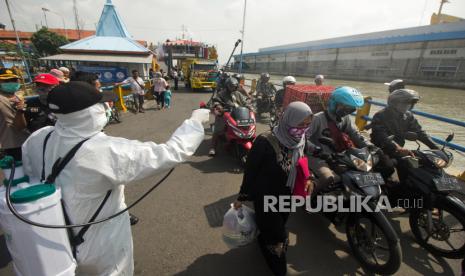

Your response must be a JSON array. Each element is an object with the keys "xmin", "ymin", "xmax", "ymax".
[{"xmin": 222, "ymin": 204, "xmax": 257, "ymax": 248}]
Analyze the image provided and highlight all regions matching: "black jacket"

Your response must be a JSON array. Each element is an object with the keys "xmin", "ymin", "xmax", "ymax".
[
  {"xmin": 238, "ymin": 135, "xmax": 290, "ymax": 201},
  {"xmin": 370, "ymin": 107, "xmax": 438, "ymax": 156},
  {"xmin": 24, "ymin": 97, "xmax": 56, "ymax": 133}
]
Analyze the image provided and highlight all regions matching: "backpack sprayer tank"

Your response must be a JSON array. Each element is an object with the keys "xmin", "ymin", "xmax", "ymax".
[{"xmin": 0, "ymin": 156, "xmax": 76, "ymax": 276}]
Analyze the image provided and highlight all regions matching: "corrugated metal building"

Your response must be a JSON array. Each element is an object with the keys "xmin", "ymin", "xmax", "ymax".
[{"xmin": 234, "ymin": 21, "xmax": 465, "ymax": 88}]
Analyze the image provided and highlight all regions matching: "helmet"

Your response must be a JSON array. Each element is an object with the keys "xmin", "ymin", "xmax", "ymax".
[
  {"xmin": 225, "ymin": 77, "xmax": 239, "ymax": 92},
  {"xmin": 384, "ymin": 79, "xmax": 405, "ymax": 93},
  {"xmin": 232, "ymin": 73, "xmax": 244, "ymax": 81},
  {"xmin": 328, "ymin": 86, "xmax": 364, "ymax": 113},
  {"xmin": 315, "ymin": 74, "xmax": 324, "ymax": 80},
  {"xmin": 387, "ymin": 89, "xmax": 419, "ymax": 107},
  {"xmin": 260, "ymin": 72, "xmax": 270, "ymax": 80},
  {"xmin": 282, "ymin": 76, "xmax": 296, "ymax": 85}
]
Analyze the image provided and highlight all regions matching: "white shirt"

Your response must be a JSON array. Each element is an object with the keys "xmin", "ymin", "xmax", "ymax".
[{"xmin": 122, "ymin": 77, "xmax": 145, "ymax": 95}]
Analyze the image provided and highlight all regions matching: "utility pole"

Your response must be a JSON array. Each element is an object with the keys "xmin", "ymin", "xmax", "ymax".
[
  {"xmin": 73, "ymin": 0, "xmax": 81, "ymax": 39},
  {"xmin": 5, "ymin": 0, "xmax": 32, "ymax": 82},
  {"xmin": 238, "ymin": 0, "xmax": 247, "ymax": 73}
]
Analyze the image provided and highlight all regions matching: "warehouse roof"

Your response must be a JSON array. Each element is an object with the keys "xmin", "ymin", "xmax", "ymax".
[{"xmin": 237, "ymin": 21, "xmax": 465, "ymax": 57}]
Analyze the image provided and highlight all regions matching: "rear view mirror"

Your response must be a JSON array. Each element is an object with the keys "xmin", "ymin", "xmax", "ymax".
[
  {"xmin": 446, "ymin": 133, "xmax": 454, "ymax": 143},
  {"xmin": 404, "ymin": 132, "xmax": 418, "ymax": 141}
]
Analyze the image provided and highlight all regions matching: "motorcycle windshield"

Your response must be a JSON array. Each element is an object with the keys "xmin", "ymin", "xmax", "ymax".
[{"xmin": 231, "ymin": 107, "xmax": 253, "ymax": 126}]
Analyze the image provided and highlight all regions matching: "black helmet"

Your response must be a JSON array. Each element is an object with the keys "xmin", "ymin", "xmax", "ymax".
[
  {"xmin": 225, "ymin": 77, "xmax": 239, "ymax": 92},
  {"xmin": 260, "ymin": 72, "xmax": 270, "ymax": 80},
  {"xmin": 388, "ymin": 89, "xmax": 420, "ymax": 113}
]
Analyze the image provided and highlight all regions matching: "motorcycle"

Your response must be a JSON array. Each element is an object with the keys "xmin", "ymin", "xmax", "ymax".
[
  {"xmin": 223, "ymin": 106, "xmax": 256, "ymax": 166},
  {"xmin": 255, "ymin": 93, "xmax": 276, "ymax": 118},
  {"xmin": 307, "ymin": 138, "xmax": 402, "ymax": 275},
  {"xmin": 383, "ymin": 132, "xmax": 465, "ymax": 259}
]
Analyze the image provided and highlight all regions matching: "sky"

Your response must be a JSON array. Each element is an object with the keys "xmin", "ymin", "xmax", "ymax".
[{"xmin": 1, "ymin": 0, "xmax": 465, "ymax": 63}]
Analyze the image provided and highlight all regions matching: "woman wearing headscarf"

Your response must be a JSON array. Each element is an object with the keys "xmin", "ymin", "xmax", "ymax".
[{"xmin": 234, "ymin": 101, "xmax": 314, "ymax": 276}]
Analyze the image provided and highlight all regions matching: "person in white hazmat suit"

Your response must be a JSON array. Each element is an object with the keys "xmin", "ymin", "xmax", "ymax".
[{"xmin": 21, "ymin": 81, "xmax": 210, "ymax": 275}]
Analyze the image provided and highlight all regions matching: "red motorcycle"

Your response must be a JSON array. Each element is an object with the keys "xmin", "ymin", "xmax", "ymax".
[{"xmin": 223, "ymin": 106, "xmax": 256, "ymax": 166}]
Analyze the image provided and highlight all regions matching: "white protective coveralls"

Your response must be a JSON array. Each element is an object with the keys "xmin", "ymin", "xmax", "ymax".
[{"xmin": 21, "ymin": 104, "xmax": 206, "ymax": 275}]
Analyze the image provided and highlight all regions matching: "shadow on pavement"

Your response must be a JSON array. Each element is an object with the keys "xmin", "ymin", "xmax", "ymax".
[
  {"xmin": 189, "ymin": 140, "xmax": 243, "ymax": 174},
  {"xmin": 0, "ymin": 234, "xmax": 12, "ymax": 268},
  {"xmin": 387, "ymin": 214, "xmax": 455, "ymax": 275},
  {"xmin": 203, "ymin": 194, "xmax": 238, "ymax": 228},
  {"xmin": 173, "ymin": 242, "xmax": 272, "ymax": 276}
]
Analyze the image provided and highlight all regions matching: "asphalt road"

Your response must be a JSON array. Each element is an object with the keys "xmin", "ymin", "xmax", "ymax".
[{"xmin": 0, "ymin": 85, "xmax": 462, "ymax": 275}]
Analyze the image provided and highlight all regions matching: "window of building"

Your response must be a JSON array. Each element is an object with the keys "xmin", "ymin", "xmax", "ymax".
[{"xmin": 429, "ymin": 49, "xmax": 457, "ymax": 55}]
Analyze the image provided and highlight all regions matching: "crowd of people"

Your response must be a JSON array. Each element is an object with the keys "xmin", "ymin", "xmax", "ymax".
[{"xmin": 0, "ymin": 64, "xmax": 452, "ymax": 275}]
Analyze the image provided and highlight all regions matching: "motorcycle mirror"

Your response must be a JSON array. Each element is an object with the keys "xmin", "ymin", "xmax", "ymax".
[
  {"xmin": 445, "ymin": 133, "xmax": 454, "ymax": 143},
  {"xmin": 404, "ymin": 132, "xmax": 418, "ymax": 141}
]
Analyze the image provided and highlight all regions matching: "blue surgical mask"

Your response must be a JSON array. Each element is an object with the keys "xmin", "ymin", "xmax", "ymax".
[{"xmin": 0, "ymin": 82, "xmax": 21, "ymax": 94}]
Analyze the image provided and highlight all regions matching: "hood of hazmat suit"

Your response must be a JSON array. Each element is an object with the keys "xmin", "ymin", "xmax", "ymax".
[{"xmin": 21, "ymin": 103, "xmax": 205, "ymax": 275}]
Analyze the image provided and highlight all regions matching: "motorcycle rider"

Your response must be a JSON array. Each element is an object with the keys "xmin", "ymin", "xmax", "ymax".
[
  {"xmin": 314, "ymin": 74, "xmax": 324, "ymax": 86},
  {"xmin": 370, "ymin": 89, "xmax": 438, "ymax": 181},
  {"xmin": 384, "ymin": 79, "xmax": 405, "ymax": 94},
  {"xmin": 306, "ymin": 86, "xmax": 368, "ymax": 191},
  {"xmin": 209, "ymin": 77, "xmax": 252, "ymax": 156},
  {"xmin": 232, "ymin": 73, "xmax": 250, "ymax": 98},
  {"xmin": 256, "ymin": 73, "xmax": 277, "ymax": 115},
  {"xmin": 275, "ymin": 76, "xmax": 296, "ymax": 113}
]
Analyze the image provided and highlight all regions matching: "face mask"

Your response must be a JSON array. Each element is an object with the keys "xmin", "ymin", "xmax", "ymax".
[
  {"xmin": 335, "ymin": 106, "xmax": 356, "ymax": 118},
  {"xmin": 394, "ymin": 103, "xmax": 412, "ymax": 114},
  {"xmin": 35, "ymin": 86, "xmax": 50, "ymax": 95},
  {"xmin": 0, "ymin": 83, "xmax": 21, "ymax": 94},
  {"xmin": 288, "ymin": 126, "xmax": 309, "ymax": 139}
]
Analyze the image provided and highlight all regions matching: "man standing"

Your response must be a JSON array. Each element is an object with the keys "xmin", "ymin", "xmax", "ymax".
[
  {"xmin": 117, "ymin": 70, "xmax": 146, "ymax": 113},
  {"xmin": 0, "ymin": 68, "xmax": 29, "ymax": 160},
  {"xmin": 172, "ymin": 69, "xmax": 179, "ymax": 90},
  {"xmin": 24, "ymin": 73, "xmax": 60, "ymax": 132},
  {"xmin": 152, "ymin": 72, "xmax": 169, "ymax": 109},
  {"xmin": 21, "ymin": 81, "xmax": 210, "ymax": 275}
]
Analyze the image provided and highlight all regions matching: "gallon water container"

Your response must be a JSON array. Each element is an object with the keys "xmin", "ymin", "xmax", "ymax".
[{"xmin": 0, "ymin": 184, "xmax": 76, "ymax": 276}]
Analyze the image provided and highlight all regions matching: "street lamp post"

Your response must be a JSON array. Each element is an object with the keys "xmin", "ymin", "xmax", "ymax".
[
  {"xmin": 41, "ymin": 8, "xmax": 68, "ymax": 39},
  {"xmin": 238, "ymin": 0, "xmax": 247, "ymax": 73},
  {"xmin": 41, "ymin": 7, "xmax": 49, "ymax": 28}
]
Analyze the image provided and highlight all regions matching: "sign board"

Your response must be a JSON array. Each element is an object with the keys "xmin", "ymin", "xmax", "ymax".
[{"xmin": 76, "ymin": 65, "xmax": 128, "ymax": 83}]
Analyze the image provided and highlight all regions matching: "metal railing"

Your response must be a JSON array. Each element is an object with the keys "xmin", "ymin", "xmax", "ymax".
[{"xmin": 355, "ymin": 97, "xmax": 465, "ymax": 152}]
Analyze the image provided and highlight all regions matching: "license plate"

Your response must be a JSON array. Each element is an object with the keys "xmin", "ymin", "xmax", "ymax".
[
  {"xmin": 350, "ymin": 172, "xmax": 385, "ymax": 188},
  {"xmin": 433, "ymin": 174, "xmax": 460, "ymax": 191},
  {"xmin": 237, "ymin": 119, "xmax": 254, "ymax": 126}
]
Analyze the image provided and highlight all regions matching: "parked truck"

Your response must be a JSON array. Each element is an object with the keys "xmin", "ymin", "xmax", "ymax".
[{"xmin": 181, "ymin": 59, "xmax": 218, "ymax": 90}]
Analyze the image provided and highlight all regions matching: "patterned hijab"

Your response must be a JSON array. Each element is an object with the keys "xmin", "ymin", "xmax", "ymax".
[{"xmin": 273, "ymin": 101, "xmax": 313, "ymax": 190}]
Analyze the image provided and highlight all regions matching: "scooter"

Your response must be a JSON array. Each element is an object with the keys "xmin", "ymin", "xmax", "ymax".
[
  {"xmin": 307, "ymin": 138, "xmax": 402, "ymax": 275},
  {"xmin": 383, "ymin": 132, "xmax": 465, "ymax": 259},
  {"xmin": 223, "ymin": 106, "xmax": 256, "ymax": 166}
]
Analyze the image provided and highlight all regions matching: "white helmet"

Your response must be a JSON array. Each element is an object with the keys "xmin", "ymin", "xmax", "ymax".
[
  {"xmin": 315, "ymin": 74, "xmax": 324, "ymax": 80},
  {"xmin": 282, "ymin": 76, "xmax": 296, "ymax": 85}
]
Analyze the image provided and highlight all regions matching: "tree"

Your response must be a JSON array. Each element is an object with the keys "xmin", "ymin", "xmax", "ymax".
[{"xmin": 31, "ymin": 27, "xmax": 69, "ymax": 57}]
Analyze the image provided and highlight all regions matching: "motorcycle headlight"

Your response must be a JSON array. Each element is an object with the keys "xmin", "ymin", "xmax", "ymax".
[
  {"xmin": 350, "ymin": 155, "xmax": 373, "ymax": 172},
  {"xmin": 232, "ymin": 128, "xmax": 245, "ymax": 138},
  {"xmin": 428, "ymin": 155, "xmax": 448, "ymax": 168}
]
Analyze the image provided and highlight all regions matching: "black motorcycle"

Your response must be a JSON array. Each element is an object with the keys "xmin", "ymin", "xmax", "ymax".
[
  {"xmin": 384, "ymin": 132, "xmax": 465, "ymax": 259},
  {"xmin": 308, "ymin": 138, "xmax": 402, "ymax": 275}
]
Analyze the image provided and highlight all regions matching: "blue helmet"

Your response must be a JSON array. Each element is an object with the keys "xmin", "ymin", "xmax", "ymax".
[{"xmin": 328, "ymin": 86, "xmax": 364, "ymax": 113}]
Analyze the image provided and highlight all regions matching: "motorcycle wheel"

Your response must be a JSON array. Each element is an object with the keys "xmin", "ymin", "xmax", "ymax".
[
  {"xmin": 409, "ymin": 196, "xmax": 465, "ymax": 259},
  {"xmin": 112, "ymin": 106, "xmax": 121, "ymax": 123},
  {"xmin": 346, "ymin": 210, "xmax": 402, "ymax": 275}
]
